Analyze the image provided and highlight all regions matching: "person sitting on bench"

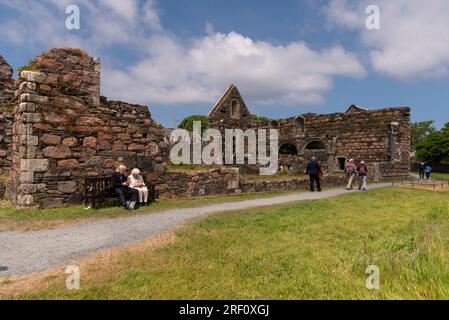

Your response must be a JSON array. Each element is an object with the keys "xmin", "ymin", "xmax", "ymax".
[
  {"xmin": 128, "ymin": 168, "xmax": 149, "ymax": 206},
  {"xmin": 113, "ymin": 165, "xmax": 138, "ymax": 210}
]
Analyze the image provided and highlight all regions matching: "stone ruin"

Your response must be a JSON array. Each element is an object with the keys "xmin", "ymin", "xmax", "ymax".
[
  {"xmin": 0, "ymin": 48, "xmax": 241, "ymax": 208},
  {"xmin": 0, "ymin": 55, "xmax": 15, "ymax": 196},
  {"xmin": 3, "ymin": 48, "xmax": 174, "ymax": 207},
  {"xmin": 0, "ymin": 48, "xmax": 410, "ymax": 208},
  {"xmin": 208, "ymin": 85, "xmax": 411, "ymax": 180}
]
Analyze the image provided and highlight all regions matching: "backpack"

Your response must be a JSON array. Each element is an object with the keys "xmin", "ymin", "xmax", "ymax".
[
  {"xmin": 358, "ymin": 165, "xmax": 367, "ymax": 175},
  {"xmin": 346, "ymin": 162, "xmax": 355, "ymax": 173}
]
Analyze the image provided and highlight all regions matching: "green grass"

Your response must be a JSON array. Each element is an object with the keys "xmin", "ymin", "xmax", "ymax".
[
  {"xmin": 431, "ymin": 172, "xmax": 449, "ymax": 181},
  {"xmin": 11, "ymin": 187, "xmax": 449, "ymax": 300},
  {"xmin": 0, "ymin": 189, "xmax": 301, "ymax": 231}
]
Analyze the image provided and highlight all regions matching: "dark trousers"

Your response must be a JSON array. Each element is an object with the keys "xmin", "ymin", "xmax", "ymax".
[
  {"xmin": 426, "ymin": 172, "xmax": 431, "ymax": 180},
  {"xmin": 309, "ymin": 174, "xmax": 321, "ymax": 192},
  {"xmin": 115, "ymin": 187, "xmax": 138, "ymax": 207},
  {"xmin": 419, "ymin": 171, "xmax": 425, "ymax": 180}
]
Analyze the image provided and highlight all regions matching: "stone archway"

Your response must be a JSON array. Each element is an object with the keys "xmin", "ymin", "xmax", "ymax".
[
  {"xmin": 300, "ymin": 137, "xmax": 327, "ymax": 155},
  {"xmin": 279, "ymin": 141, "xmax": 298, "ymax": 155}
]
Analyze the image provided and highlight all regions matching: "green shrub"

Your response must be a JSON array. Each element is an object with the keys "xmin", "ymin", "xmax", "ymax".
[
  {"xmin": 17, "ymin": 59, "xmax": 38, "ymax": 72},
  {"xmin": 0, "ymin": 103, "xmax": 15, "ymax": 112},
  {"xmin": 178, "ymin": 115, "xmax": 208, "ymax": 132},
  {"xmin": 251, "ymin": 114, "xmax": 272, "ymax": 122}
]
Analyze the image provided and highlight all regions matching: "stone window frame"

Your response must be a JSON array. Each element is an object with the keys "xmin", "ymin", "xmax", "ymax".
[
  {"xmin": 336, "ymin": 156, "xmax": 347, "ymax": 171},
  {"xmin": 231, "ymin": 99, "xmax": 240, "ymax": 119},
  {"xmin": 294, "ymin": 116, "xmax": 305, "ymax": 132}
]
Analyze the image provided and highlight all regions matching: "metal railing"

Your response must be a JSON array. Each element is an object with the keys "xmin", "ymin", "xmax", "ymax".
[{"xmin": 391, "ymin": 178, "xmax": 449, "ymax": 191}]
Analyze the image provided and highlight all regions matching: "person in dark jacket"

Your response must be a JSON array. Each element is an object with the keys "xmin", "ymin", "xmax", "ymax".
[
  {"xmin": 418, "ymin": 162, "xmax": 425, "ymax": 180},
  {"xmin": 306, "ymin": 157, "xmax": 321, "ymax": 192},
  {"xmin": 113, "ymin": 164, "xmax": 139, "ymax": 210}
]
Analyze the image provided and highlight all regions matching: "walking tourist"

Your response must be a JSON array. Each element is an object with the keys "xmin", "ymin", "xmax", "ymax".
[
  {"xmin": 425, "ymin": 164, "xmax": 432, "ymax": 180},
  {"xmin": 306, "ymin": 156, "xmax": 322, "ymax": 192},
  {"xmin": 345, "ymin": 159, "xmax": 356, "ymax": 190},
  {"xmin": 357, "ymin": 161, "xmax": 368, "ymax": 191},
  {"xmin": 418, "ymin": 162, "xmax": 425, "ymax": 180}
]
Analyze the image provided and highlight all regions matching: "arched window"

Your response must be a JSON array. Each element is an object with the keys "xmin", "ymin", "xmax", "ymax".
[
  {"xmin": 231, "ymin": 99, "xmax": 240, "ymax": 118},
  {"xmin": 305, "ymin": 140, "xmax": 326, "ymax": 150},
  {"xmin": 279, "ymin": 141, "xmax": 298, "ymax": 155},
  {"xmin": 337, "ymin": 157, "xmax": 346, "ymax": 171}
]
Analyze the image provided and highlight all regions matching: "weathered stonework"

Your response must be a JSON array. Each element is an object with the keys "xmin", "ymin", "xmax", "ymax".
[
  {"xmin": 7, "ymin": 48, "xmax": 170, "ymax": 207},
  {"xmin": 0, "ymin": 48, "xmax": 411, "ymax": 207},
  {"xmin": 208, "ymin": 85, "xmax": 411, "ymax": 179},
  {"xmin": 151, "ymin": 167, "xmax": 240, "ymax": 199},
  {"xmin": 241, "ymin": 174, "xmax": 346, "ymax": 193},
  {"xmin": 0, "ymin": 55, "xmax": 15, "ymax": 196}
]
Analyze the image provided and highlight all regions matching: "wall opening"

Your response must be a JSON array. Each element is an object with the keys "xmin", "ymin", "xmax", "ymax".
[
  {"xmin": 337, "ymin": 157, "xmax": 346, "ymax": 171},
  {"xmin": 294, "ymin": 116, "xmax": 305, "ymax": 132},
  {"xmin": 231, "ymin": 99, "xmax": 240, "ymax": 119},
  {"xmin": 279, "ymin": 142, "xmax": 298, "ymax": 155},
  {"xmin": 305, "ymin": 140, "xmax": 326, "ymax": 150}
]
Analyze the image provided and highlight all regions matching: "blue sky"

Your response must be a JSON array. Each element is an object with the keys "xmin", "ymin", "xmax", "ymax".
[{"xmin": 1, "ymin": 0, "xmax": 448, "ymax": 128}]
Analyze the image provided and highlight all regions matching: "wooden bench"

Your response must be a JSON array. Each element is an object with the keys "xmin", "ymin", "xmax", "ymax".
[{"xmin": 84, "ymin": 176, "xmax": 156, "ymax": 209}]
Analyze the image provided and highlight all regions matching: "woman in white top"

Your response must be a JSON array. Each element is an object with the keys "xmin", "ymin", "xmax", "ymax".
[{"xmin": 128, "ymin": 168, "xmax": 149, "ymax": 206}]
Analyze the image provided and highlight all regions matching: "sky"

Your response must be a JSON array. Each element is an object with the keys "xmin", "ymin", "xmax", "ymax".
[{"xmin": 0, "ymin": 0, "xmax": 448, "ymax": 128}]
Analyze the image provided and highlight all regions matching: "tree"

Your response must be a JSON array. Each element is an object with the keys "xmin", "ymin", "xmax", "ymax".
[
  {"xmin": 177, "ymin": 115, "xmax": 208, "ymax": 132},
  {"xmin": 415, "ymin": 122, "xmax": 449, "ymax": 164},
  {"xmin": 410, "ymin": 120, "xmax": 436, "ymax": 154}
]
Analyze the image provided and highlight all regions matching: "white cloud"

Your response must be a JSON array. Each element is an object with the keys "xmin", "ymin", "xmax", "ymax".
[
  {"xmin": 103, "ymin": 32, "xmax": 365, "ymax": 105},
  {"xmin": 0, "ymin": 0, "xmax": 365, "ymax": 107},
  {"xmin": 0, "ymin": 0, "xmax": 162, "ymax": 52},
  {"xmin": 325, "ymin": 0, "xmax": 449, "ymax": 79}
]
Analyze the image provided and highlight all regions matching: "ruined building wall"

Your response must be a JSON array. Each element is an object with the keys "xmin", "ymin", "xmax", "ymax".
[
  {"xmin": 0, "ymin": 55, "xmax": 15, "ymax": 196},
  {"xmin": 208, "ymin": 86, "xmax": 410, "ymax": 179},
  {"xmin": 271, "ymin": 108, "xmax": 411, "ymax": 178},
  {"xmin": 8, "ymin": 48, "xmax": 170, "ymax": 207}
]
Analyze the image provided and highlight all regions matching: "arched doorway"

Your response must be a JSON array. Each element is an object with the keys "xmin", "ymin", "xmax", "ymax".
[{"xmin": 303, "ymin": 138, "xmax": 328, "ymax": 168}]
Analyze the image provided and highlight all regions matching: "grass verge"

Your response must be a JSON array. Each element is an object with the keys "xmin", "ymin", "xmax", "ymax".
[{"xmin": 0, "ymin": 189, "xmax": 302, "ymax": 231}]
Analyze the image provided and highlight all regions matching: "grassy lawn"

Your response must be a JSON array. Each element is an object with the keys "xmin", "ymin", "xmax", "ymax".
[
  {"xmin": 4, "ymin": 187, "xmax": 449, "ymax": 299},
  {"xmin": 0, "ymin": 189, "xmax": 302, "ymax": 231},
  {"xmin": 431, "ymin": 172, "xmax": 449, "ymax": 181}
]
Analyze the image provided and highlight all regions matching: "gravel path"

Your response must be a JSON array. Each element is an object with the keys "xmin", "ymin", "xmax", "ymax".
[{"xmin": 0, "ymin": 183, "xmax": 389, "ymax": 276}]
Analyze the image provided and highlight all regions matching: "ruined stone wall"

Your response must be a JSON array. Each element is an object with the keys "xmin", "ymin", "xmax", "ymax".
[
  {"xmin": 0, "ymin": 55, "xmax": 15, "ymax": 197},
  {"xmin": 241, "ymin": 173, "xmax": 346, "ymax": 193},
  {"xmin": 272, "ymin": 108, "xmax": 411, "ymax": 178},
  {"xmin": 151, "ymin": 167, "xmax": 240, "ymax": 200},
  {"xmin": 208, "ymin": 87, "xmax": 410, "ymax": 179},
  {"xmin": 0, "ymin": 54, "xmax": 14, "ymax": 105},
  {"xmin": 8, "ymin": 48, "xmax": 170, "ymax": 208}
]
